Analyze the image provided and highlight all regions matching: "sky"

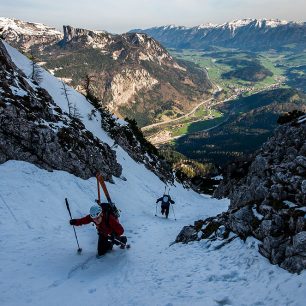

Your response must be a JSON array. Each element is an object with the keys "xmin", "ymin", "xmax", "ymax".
[{"xmin": 0, "ymin": 0, "xmax": 306, "ymax": 34}]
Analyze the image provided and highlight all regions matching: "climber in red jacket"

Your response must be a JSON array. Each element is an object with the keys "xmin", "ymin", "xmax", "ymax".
[{"xmin": 70, "ymin": 205, "xmax": 127, "ymax": 256}]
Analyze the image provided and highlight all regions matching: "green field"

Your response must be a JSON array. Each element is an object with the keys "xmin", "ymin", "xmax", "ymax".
[
  {"xmin": 171, "ymin": 110, "xmax": 223, "ymax": 137},
  {"xmin": 143, "ymin": 105, "xmax": 224, "ymax": 139},
  {"xmin": 169, "ymin": 48, "xmax": 290, "ymax": 93}
]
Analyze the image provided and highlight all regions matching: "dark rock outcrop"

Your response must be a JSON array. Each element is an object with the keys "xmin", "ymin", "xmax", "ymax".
[
  {"xmin": 177, "ymin": 115, "xmax": 306, "ymax": 273},
  {"xmin": 0, "ymin": 40, "xmax": 121, "ymax": 180},
  {"xmin": 175, "ymin": 226, "xmax": 199, "ymax": 244},
  {"xmin": 63, "ymin": 25, "xmax": 97, "ymax": 43}
]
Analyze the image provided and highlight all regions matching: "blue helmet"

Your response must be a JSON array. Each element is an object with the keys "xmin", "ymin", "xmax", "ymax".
[{"xmin": 90, "ymin": 205, "xmax": 102, "ymax": 218}]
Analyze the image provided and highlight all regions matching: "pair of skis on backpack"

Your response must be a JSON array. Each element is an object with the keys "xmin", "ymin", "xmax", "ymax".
[
  {"xmin": 65, "ymin": 173, "xmax": 130, "ymax": 254},
  {"xmin": 96, "ymin": 173, "xmax": 130, "ymax": 249}
]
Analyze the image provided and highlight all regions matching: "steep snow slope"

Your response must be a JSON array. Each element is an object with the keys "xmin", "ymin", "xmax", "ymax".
[
  {"xmin": 1, "ymin": 161, "xmax": 305, "ymax": 306},
  {"xmin": 0, "ymin": 42, "xmax": 305, "ymax": 306},
  {"xmin": 0, "ymin": 160, "xmax": 223, "ymax": 306}
]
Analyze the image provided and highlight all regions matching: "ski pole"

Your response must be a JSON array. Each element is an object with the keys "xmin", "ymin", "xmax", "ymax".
[
  {"xmin": 65, "ymin": 198, "xmax": 82, "ymax": 254},
  {"xmin": 171, "ymin": 204, "xmax": 176, "ymax": 221},
  {"xmin": 155, "ymin": 203, "xmax": 158, "ymax": 216},
  {"xmin": 111, "ymin": 236, "xmax": 130, "ymax": 248}
]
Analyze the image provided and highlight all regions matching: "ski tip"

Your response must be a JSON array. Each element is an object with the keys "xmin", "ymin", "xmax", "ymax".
[{"xmin": 120, "ymin": 244, "xmax": 130, "ymax": 249}]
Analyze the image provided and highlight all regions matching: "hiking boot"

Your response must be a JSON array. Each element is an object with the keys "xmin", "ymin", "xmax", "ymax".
[{"xmin": 120, "ymin": 236, "xmax": 127, "ymax": 244}]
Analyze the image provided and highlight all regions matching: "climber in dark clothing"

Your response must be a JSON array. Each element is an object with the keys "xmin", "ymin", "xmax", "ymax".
[{"xmin": 156, "ymin": 194, "xmax": 175, "ymax": 218}]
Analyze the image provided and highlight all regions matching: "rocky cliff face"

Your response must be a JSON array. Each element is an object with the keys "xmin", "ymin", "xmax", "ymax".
[
  {"xmin": 215, "ymin": 116, "xmax": 306, "ymax": 207},
  {"xmin": 53, "ymin": 26, "xmax": 212, "ymax": 127},
  {"xmin": 0, "ymin": 40, "xmax": 121, "ymax": 180},
  {"xmin": 176, "ymin": 115, "xmax": 306, "ymax": 273},
  {"xmin": 132, "ymin": 19, "xmax": 306, "ymax": 51},
  {"xmin": 61, "ymin": 25, "xmax": 175, "ymax": 65}
]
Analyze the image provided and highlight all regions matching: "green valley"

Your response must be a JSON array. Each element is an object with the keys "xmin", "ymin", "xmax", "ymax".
[{"xmin": 143, "ymin": 47, "xmax": 306, "ymax": 168}]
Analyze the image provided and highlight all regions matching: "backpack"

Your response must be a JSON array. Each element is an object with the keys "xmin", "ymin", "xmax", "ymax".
[
  {"xmin": 101, "ymin": 202, "xmax": 120, "ymax": 219},
  {"xmin": 96, "ymin": 173, "xmax": 121, "ymax": 222}
]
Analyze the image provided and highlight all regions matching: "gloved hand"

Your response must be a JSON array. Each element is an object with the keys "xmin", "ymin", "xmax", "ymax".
[
  {"xmin": 156, "ymin": 200, "xmax": 158, "ymax": 203},
  {"xmin": 70, "ymin": 219, "xmax": 77, "ymax": 225}
]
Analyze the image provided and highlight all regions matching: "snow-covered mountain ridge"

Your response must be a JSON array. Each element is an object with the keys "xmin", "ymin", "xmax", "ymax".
[
  {"xmin": 164, "ymin": 18, "xmax": 293, "ymax": 31},
  {"xmin": 0, "ymin": 17, "xmax": 62, "ymax": 36},
  {"xmin": 131, "ymin": 18, "xmax": 306, "ymax": 51},
  {"xmin": 0, "ymin": 17, "xmax": 62, "ymax": 51},
  {"xmin": 0, "ymin": 40, "xmax": 306, "ymax": 306}
]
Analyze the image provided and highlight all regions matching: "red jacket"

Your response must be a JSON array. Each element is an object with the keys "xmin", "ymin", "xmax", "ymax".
[{"xmin": 74, "ymin": 213, "xmax": 124, "ymax": 237}]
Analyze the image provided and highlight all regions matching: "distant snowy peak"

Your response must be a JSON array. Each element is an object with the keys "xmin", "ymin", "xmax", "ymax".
[
  {"xmin": 257, "ymin": 19, "xmax": 289, "ymax": 28},
  {"xmin": 164, "ymin": 18, "xmax": 296, "ymax": 30},
  {"xmin": 162, "ymin": 25, "xmax": 188, "ymax": 30},
  {"xmin": 0, "ymin": 17, "xmax": 62, "ymax": 37},
  {"xmin": 226, "ymin": 19, "xmax": 257, "ymax": 28},
  {"xmin": 0, "ymin": 17, "xmax": 63, "ymax": 51},
  {"xmin": 197, "ymin": 23, "xmax": 218, "ymax": 29},
  {"xmin": 219, "ymin": 19, "xmax": 291, "ymax": 36},
  {"xmin": 146, "ymin": 18, "xmax": 301, "ymax": 31},
  {"xmin": 133, "ymin": 18, "xmax": 306, "ymax": 51},
  {"xmin": 223, "ymin": 18, "xmax": 289, "ymax": 29}
]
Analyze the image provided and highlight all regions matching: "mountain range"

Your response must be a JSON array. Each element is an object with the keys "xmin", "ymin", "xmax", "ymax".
[
  {"xmin": 2, "ymin": 17, "xmax": 305, "ymax": 170},
  {"xmin": 131, "ymin": 18, "xmax": 306, "ymax": 51},
  {"xmin": 0, "ymin": 17, "xmax": 212, "ymax": 127}
]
